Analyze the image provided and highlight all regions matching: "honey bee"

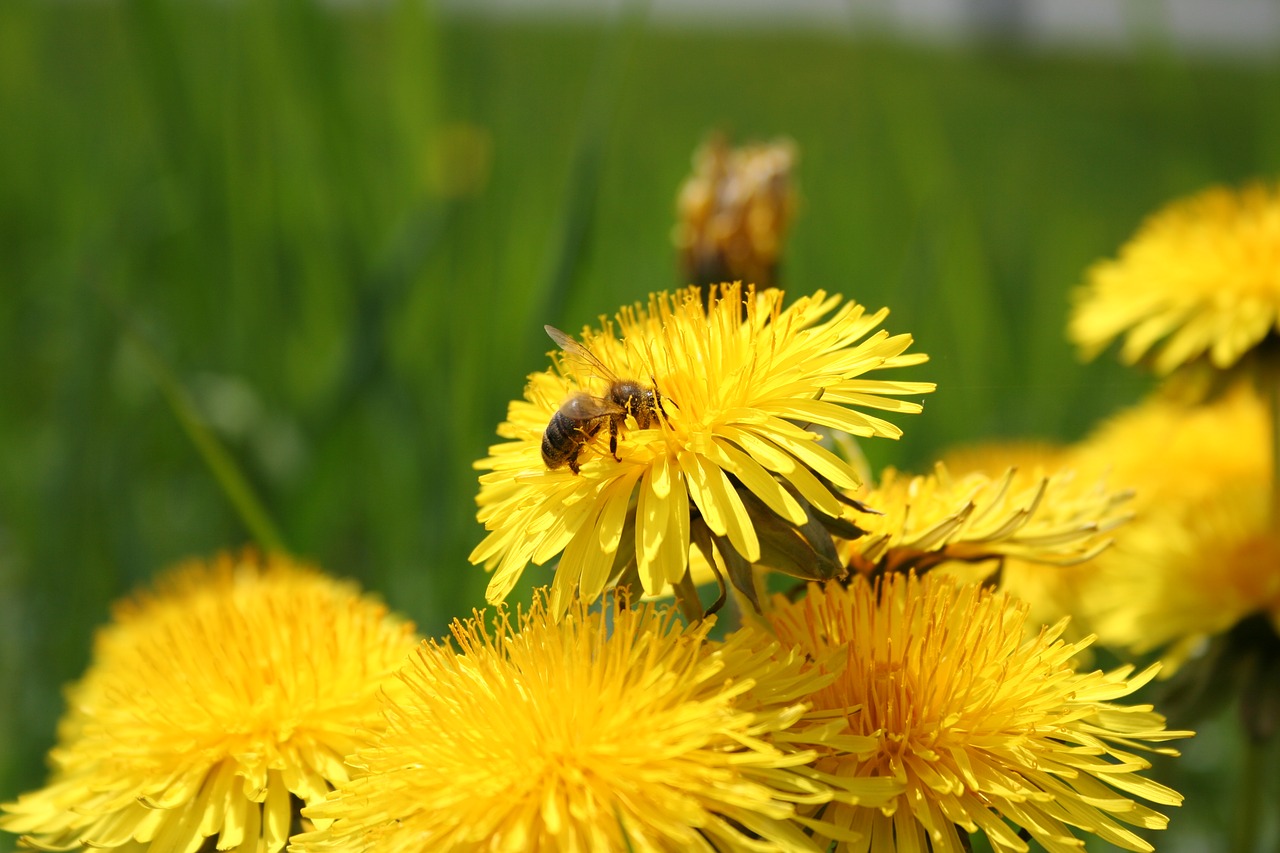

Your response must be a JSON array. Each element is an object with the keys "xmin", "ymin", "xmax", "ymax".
[{"xmin": 541, "ymin": 325, "xmax": 669, "ymax": 474}]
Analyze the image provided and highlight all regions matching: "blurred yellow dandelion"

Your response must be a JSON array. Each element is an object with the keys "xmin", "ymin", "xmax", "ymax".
[
  {"xmin": 1070, "ymin": 181, "xmax": 1280, "ymax": 376},
  {"xmin": 292, "ymin": 592, "xmax": 865, "ymax": 853},
  {"xmin": 1077, "ymin": 382, "xmax": 1269, "ymax": 508},
  {"xmin": 0, "ymin": 551, "xmax": 419, "ymax": 853},
  {"xmin": 470, "ymin": 284, "xmax": 934, "ymax": 612},
  {"xmin": 764, "ymin": 574, "xmax": 1191, "ymax": 853},
  {"xmin": 1073, "ymin": 386, "xmax": 1277, "ymax": 668},
  {"xmin": 1088, "ymin": 489, "xmax": 1280, "ymax": 669}
]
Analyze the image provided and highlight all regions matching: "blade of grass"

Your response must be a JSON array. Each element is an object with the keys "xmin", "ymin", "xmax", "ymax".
[
  {"xmin": 98, "ymin": 287, "xmax": 289, "ymax": 554},
  {"xmin": 536, "ymin": 0, "xmax": 650, "ymax": 325},
  {"xmin": 317, "ymin": 201, "xmax": 453, "ymax": 432},
  {"xmin": 867, "ymin": 56, "xmax": 1008, "ymax": 449}
]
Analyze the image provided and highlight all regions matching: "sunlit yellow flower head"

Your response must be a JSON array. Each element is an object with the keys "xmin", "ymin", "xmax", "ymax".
[
  {"xmin": 762, "ymin": 574, "xmax": 1191, "ymax": 853},
  {"xmin": 293, "ymin": 592, "xmax": 861, "ymax": 853},
  {"xmin": 674, "ymin": 135, "xmax": 797, "ymax": 290},
  {"xmin": 1073, "ymin": 385, "xmax": 1277, "ymax": 668},
  {"xmin": 932, "ymin": 442, "xmax": 1119, "ymax": 635},
  {"xmin": 1070, "ymin": 182, "xmax": 1280, "ymax": 378},
  {"xmin": 838, "ymin": 459, "xmax": 1131, "ymax": 578},
  {"xmin": 0, "ymin": 551, "xmax": 419, "ymax": 853},
  {"xmin": 470, "ymin": 284, "xmax": 934, "ymax": 613}
]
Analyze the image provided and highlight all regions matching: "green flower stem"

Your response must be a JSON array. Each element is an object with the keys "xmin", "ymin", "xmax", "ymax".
[
  {"xmin": 140, "ymin": 341, "xmax": 290, "ymax": 554},
  {"xmin": 1232, "ymin": 727, "xmax": 1264, "ymax": 853}
]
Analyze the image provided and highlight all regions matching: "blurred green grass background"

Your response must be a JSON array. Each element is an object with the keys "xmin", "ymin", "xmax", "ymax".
[{"xmin": 2, "ymin": 0, "xmax": 1277, "ymax": 845}]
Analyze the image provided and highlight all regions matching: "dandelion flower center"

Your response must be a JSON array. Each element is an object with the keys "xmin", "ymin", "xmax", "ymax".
[
  {"xmin": 761, "ymin": 574, "xmax": 1191, "ymax": 853},
  {"xmin": 294, "ymin": 593, "xmax": 838, "ymax": 853}
]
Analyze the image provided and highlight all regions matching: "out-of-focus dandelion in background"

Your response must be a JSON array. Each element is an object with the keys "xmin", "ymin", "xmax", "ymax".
[
  {"xmin": 0, "ymin": 551, "xmax": 419, "ymax": 852},
  {"xmin": 1069, "ymin": 183, "xmax": 1280, "ymax": 384},
  {"xmin": 4, "ymin": 0, "xmax": 1280, "ymax": 849}
]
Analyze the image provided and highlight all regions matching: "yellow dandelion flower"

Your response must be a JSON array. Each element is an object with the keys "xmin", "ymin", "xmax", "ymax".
[
  {"xmin": 674, "ymin": 135, "xmax": 797, "ymax": 291},
  {"xmin": 0, "ymin": 551, "xmax": 419, "ymax": 853},
  {"xmin": 1088, "ymin": 488, "xmax": 1280, "ymax": 667},
  {"xmin": 1073, "ymin": 386, "xmax": 1276, "ymax": 667},
  {"xmin": 1070, "ymin": 182, "xmax": 1280, "ymax": 377},
  {"xmin": 1077, "ymin": 382, "xmax": 1268, "ymax": 508},
  {"xmin": 839, "ymin": 460, "xmax": 1131, "ymax": 577},
  {"xmin": 470, "ymin": 284, "xmax": 934, "ymax": 613},
  {"xmin": 764, "ymin": 574, "xmax": 1191, "ymax": 853},
  {"xmin": 934, "ymin": 441, "xmax": 1116, "ymax": 635},
  {"xmin": 292, "ymin": 592, "xmax": 874, "ymax": 853}
]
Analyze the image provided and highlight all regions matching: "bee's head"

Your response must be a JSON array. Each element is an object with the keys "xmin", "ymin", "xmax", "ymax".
[{"xmin": 608, "ymin": 381, "xmax": 662, "ymax": 427}]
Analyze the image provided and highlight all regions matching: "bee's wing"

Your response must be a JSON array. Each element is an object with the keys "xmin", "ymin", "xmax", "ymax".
[
  {"xmin": 545, "ymin": 325, "xmax": 621, "ymax": 383},
  {"xmin": 562, "ymin": 391, "xmax": 623, "ymax": 418}
]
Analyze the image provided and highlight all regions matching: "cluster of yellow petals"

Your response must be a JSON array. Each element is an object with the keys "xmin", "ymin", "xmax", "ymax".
[
  {"xmin": 0, "ymin": 552, "xmax": 419, "ymax": 853},
  {"xmin": 840, "ymin": 460, "xmax": 1132, "ymax": 576},
  {"xmin": 764, "ymin": 573, "xmax": 1191, "ymax": 853},
  {"xmin": 294, "ymin": 593, "xmax": 858, "ymax": 853},
  {"xmin": 1070, "ymin": 182, "xmax": 1280, "ymax": 375},
  {"xmin": 471, "ymin": 284, "xmax": 933, "ymax": 610},
  {"xmin": 1072, "ymin": 385, "xmax": 1279, "ymax": 666},
  {"xmin": 929, "ymin": 442, "xmax": 1106, "ymax": 636}
]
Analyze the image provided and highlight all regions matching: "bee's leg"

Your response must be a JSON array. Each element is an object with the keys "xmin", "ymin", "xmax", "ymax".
[
  {"xmin": 571, "ymin": 421, "xmax": 604, "ymax": 475},
  {"xmin": 609, "ymin": 417, "xmax": 621, "ymax": 462}
]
